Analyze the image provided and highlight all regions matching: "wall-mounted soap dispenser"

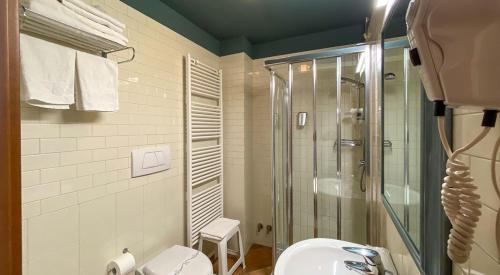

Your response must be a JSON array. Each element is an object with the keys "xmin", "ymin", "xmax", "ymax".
[{"xmin": 297, "ymin": 112, "xmax": 307, "ymax": 128}]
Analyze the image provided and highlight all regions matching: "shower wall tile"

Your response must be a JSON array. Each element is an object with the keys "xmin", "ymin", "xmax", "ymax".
[{"xmin": 20, "ymin": 0, "xmax": 220, "ymax": 274}]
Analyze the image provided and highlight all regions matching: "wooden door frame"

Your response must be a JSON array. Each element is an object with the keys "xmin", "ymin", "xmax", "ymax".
[{"xmin": 0, "ymin": 0, "xmax": 22, "ymax": 274}]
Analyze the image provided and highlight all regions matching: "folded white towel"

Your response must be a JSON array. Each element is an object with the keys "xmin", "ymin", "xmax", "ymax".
[
  {"xmin": 20, "ymin": 33, "xmax": 76, "ymax": 109},
  {"xmin": 60, "ymin": 0, "xmax": 124, "ymax": 33},
  {"xmin": 75, "ymin": 51, "xmax": 119, "ymax": 112},
  {"xmin": 63, "ymin": 0, "xmax": 125, "ymax": 30},
  {"xmin": 200, "ymin": 218, "xmax": 240, "ymax": 240},
  {"xmin": 24, "ymin": 0, "xmax": 128, "ymax": 46}
]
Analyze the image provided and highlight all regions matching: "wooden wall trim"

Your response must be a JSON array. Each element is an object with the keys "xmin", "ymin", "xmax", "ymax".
[{"xmin": 0, "ymin": 0, "xmax": 22, "ymax": 274}]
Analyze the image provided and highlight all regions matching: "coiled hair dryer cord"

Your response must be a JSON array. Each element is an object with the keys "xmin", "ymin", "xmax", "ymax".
[
  {"xmin": 492, "ymin": 136, "xmax": 500, "ymax": 255},
  {"xmin": 437, "ymin": 113, "xmax": 495, "ymax": 263}
]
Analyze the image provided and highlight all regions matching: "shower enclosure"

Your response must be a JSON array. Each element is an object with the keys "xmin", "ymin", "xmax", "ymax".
[{"xmin": 266, "ymin": 45, "xmax": 371, "ymax": 260}]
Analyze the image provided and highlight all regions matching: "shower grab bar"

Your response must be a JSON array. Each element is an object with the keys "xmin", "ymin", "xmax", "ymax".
[
  {"xmin": 334, "ymin": 139, "xmax": 363, "ymax": 148},
  {"xmin": 333, "ymin": 139, "xmax": 392, "ymax": 149}
]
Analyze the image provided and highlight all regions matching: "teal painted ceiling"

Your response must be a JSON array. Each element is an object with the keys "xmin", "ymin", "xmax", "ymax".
[
  {"xmin": 121, "ymin": 0, "xmax": 409, "ymax": 58},
  {"xmin": 159, "ymin": 0, "xmax": 372, "ymax": 43}
]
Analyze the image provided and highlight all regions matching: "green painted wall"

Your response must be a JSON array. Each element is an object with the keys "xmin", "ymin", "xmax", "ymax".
[
  {"xmin": 120, "ymin": 0, "xmax": 406, "ymax": 59},
  {"xmin": 220, "ymin": 36, "xmax": 254, "ymax": 57},
  {"xmin": 120, "ymin": 0, "xmax": 221, "ymax": 55},
  {"xmin": 252, "ymin": 24, "xmax": 365, "ymax": 59}
]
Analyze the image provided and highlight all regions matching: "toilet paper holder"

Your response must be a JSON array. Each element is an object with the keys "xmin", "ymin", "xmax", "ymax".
[{"xmin": 107, "ymin": 248, "xmax": 133, "ymax": 275}]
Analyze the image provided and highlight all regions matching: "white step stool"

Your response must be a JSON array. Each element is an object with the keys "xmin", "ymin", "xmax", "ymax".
[{"xmin": 198, "ymin": 218, "xmax": 245, "ymax": 275}]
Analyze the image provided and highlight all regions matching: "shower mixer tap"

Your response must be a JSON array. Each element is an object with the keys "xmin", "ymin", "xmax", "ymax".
[{"xmin": 359, "ymin": 160, "xmax": 367, "ymax": 192}]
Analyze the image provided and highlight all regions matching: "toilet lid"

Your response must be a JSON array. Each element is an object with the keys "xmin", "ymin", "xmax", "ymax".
[{"xmin": 142, "ymin": 245, "xmax": 212, "ymax": 275}]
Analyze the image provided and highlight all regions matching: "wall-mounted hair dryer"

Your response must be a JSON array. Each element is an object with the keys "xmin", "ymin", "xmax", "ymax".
[
  {"xmin": 406, "ymin": 0, "xmax": 500, "ymax": 264},
  {"xmin": 406, "ymin": 0, "xmax": 500, "ymax": 110}
]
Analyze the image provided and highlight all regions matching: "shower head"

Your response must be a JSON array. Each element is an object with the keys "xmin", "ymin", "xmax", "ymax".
[{"xmin": 341, "ymin": 77, "xmax": 365, "ymax": 88}]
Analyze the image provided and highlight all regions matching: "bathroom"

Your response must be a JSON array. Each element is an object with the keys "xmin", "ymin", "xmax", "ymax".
[{"xmin": 0, "ymin": 0, "xmax": 499, "ymax": 274}]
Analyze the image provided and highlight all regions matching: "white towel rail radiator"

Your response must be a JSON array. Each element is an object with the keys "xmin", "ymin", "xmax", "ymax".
[{"xmin": 186, "ymin": 54, "xmax": 224, "ymax": 247}]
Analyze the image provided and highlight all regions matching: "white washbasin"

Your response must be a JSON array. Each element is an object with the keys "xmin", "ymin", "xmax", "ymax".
[{"xmin": 274, "ymin": 238, "xmax": 377, "ymax": 275}]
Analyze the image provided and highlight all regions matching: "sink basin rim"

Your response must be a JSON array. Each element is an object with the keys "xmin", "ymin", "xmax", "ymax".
[{"xmin": 274, "ymin": 238, "xmax": 370, "ymax": 275}]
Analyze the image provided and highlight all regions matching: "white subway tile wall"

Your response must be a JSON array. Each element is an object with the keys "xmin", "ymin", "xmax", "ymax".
[
  {"xmin": 452, "ymin": 110, "xmax": 500, "ymax": 275},
  {"xmin": 20, "ymin": 0, "xmax": 219, "ymax": 274}
]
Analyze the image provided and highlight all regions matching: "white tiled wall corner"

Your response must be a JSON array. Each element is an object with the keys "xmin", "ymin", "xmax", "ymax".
[
  {"xmin": 248, "ymin": 58, "xmax": 273, "ymax": 247},
  {"xmin": 21, "ymin": 1, "xmax": 220, "ymax": 274},
  {"xmin": 221, "ymin": 53, "xmax": 255, "ymax": 252}
]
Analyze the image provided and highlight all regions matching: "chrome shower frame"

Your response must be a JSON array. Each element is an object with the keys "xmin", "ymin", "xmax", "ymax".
[{"xmin": 267, "ymin": 44, "xmax": 374, "ymax": 260}]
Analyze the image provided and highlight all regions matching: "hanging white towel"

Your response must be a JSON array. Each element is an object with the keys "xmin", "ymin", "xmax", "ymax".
[
  {"xmin": 23, "ymin": 0, "xmax": 128, "ymax": 46},
  {"xmin": 60, "ymin": 0, "xmax": 125, "ymax": 33},
  {"xmin": 75, "ymin": 51, "xmax": 119, "ymax": 112},
  {"xmin": 20, "ymin": 33, "xmax": 76, "ymax": 109}
]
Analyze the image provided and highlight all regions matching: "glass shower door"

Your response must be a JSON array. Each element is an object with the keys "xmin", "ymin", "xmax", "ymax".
[
  {"xmin": 271, "ymin": 72, "xmax": 289, "ymax": 258},
  {"xmin": 316, "ymin": 53, "xmax": 367, "ymax": 244},
  {"xmin": 269, "ymin": 45, "xmax": 370, "ymax": 262},
  {"xmin": 338, "ymin": 53, "xmax": 367, "ymax": 244},
  {"xmin": 316, "ymin": 57, "xmax": 340, "ymax": 238},
  {"xmin": 290, "ymin": 61, "xmax": 315, "ymax": 243}
]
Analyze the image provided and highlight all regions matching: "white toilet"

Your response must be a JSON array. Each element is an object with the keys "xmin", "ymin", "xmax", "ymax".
[{"xmin": 136, "ymin": 245, "xmax": 213, "ymax": 275}]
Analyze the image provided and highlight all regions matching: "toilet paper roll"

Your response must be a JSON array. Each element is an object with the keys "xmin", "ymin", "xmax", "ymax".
[{"xmin": 107, "ymin": 252, "xmax": 135, "ymax": 275}]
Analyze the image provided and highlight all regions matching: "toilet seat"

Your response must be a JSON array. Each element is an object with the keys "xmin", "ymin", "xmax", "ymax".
[{"xmin": 138, "ymin": 245, "xmax": 212, "ymax": 275}]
